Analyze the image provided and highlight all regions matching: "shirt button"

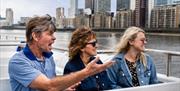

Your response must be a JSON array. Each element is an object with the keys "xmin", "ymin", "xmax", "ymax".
[
  {"xmin": 122, "ymin": 73, "xmax": 125, "ymax": 76},
  {"xmin": 139, "ymin": 69, "xmax": 141, "ymax": 71},
  {"xmin": 96, "ymin": 76, "xmax": 99, "ymax": 78},
  {"xmin": 102, "ymin": 83, "xmax": 104, "ymax": 86},
  {"xmin": 141, "ymin": 81, "xmax": 144, "ymax": 83}
]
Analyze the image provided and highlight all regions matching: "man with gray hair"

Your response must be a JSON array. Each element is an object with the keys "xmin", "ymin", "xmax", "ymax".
[{"xmin": 8, "ymin": 15, "xmax": 114, "ymax": 91}]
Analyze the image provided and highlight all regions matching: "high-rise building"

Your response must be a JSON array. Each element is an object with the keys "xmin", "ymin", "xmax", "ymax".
[
  {"xmin": 116, "ymin": 0, "xmax": 135, "ymax": 11},
  {"xmin": 85, "ymin": 0, "xmax": 111, "ymax": 28},
  {"xmin": 155, "ymin": 0, "xmax": 168, "ymax": 6},
  {"xmin": 117, "ymin": 0, "xmax": 130, "ymax": 10},
  {"xmin": 74, "ymin": 15, "xmax": 89, "ymax": 28},
  {"xmin": 171, "ymin": 0, "xmax": 180, "ymax": 4},
  {"xmin": 18, "ymin": 17, "xmax": 31, "ymax": 25},
  {"xmin": 104, "ymin": 12, "xmax": 113, "ymax": 28},
  {"xmin": 56, "ymin": 7, "xmax": 65, "ymax": 28},
  {"xmin": 85, "ymin": 0, "xmax": 111, "ymax": 13},
  {"xmin": 169, "ymin": 0, "xmax": 174, "ymax": 4},
  {"xmin": 147, "ymin": 0, "xmax": 155, "ymax": 28},
  {"xmin": 0, "ymin": 16, "xmax": 8, "ymax": 27},
  {"xmin": 151, "ymin": 5, "xmax": 180, "ymax": 28},
  {"xmin": 115, "ymin": 10, "xmax": 135, "ymax": 28},
  {"xmin": 64, "ymin": 18, "xmax": 75, "ymax": 28},
  {"xmin": 92, "ymin": 12, "xmax": 113, "ymax": 28},
  {"xmin": 115, "ymin": 0, "xmax": 135, "ymax": 28},
  {"xmin": 68, "ymin": 0, "xmax": 78, "ymax": 18},
  {"xmin": 85, "ymin": 0, "xmax": 93, "ymax": 9},
  {"xmin": 135, "ymin": 0, "xmax": 148, "ymax": 27},
  {"xmin": 6, "ymin": 8, "xmax": 13, "ymax": 26},
  {"xmin": 155, "ymin": 0, "xmax": 180, "ymax": 6},
  {"xmin": 93, "ymin": 13, "xmax": 106, "ymax": 28},
  {"xmin": 85, "ymin": 0, "xmax": 95, "ymax": 13},
  {"xmin": 94, "ymin": 0, "xmax": 111, "ymax": 13},
  {"xmin": 117, "ymin": 0, "xmax": 129, "ymax": 10},
  {"xmin": 77, "ymin": 9, "xmax": 84, "ymax": 15}
]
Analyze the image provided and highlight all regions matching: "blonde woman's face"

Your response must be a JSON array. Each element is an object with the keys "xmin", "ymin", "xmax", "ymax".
[{"xmin": 130, "ymin": 32, "xmax": 147, "ymax": 52}]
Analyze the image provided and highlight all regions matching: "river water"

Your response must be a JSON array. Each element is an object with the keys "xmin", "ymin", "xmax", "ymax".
[{"xmin": 0, "ymin": 29, "xmax": 180, "ymax": 78}]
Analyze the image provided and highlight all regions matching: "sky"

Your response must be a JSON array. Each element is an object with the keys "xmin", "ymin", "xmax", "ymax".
[{"xmin": 0, "ymin": 0, "xmax": 116, "ymax": 23}]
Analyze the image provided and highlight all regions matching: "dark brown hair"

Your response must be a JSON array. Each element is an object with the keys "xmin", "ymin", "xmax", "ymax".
[{"xmin": 68, "ymin": 26, "xmax": 96, "ymax": 60}]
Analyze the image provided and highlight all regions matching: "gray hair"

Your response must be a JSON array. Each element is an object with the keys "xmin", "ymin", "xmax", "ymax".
[{"xmin": 26, "ymin": 14, "xmax": 56, "ymax": 43}]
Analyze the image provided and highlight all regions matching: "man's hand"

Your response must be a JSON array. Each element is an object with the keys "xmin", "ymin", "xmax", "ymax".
[{"xmin": 83, "ymin": 56, "xmax": 115, "ymax": 77}]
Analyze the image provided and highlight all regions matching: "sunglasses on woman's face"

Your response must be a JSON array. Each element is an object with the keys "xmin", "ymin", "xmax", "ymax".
[{"xmin": 86, "ymin": 40, "xmax": 97, "ymax": 47}]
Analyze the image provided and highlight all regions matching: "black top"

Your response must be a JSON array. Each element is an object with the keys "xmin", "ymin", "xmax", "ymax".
[
  {"xmin": 125, "ymin": 59, "xmax": 140, "ymax": 87},
  {"xmin": 63, "ymin": 54, "xmax": 113, "ymax": 91}
]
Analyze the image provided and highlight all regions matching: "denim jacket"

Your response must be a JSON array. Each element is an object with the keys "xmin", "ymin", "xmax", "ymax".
[
  {"xmin": 63, "ymin": 54, "xmax": 113, "ymax": 91},
  {"xmin": 107, "ymin": 52, "xmax": 159, "ymax": 88}
]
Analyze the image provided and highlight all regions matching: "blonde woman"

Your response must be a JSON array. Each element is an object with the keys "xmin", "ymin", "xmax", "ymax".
[{"xmin": 107, "ymin": 26, "xmax": 159, "ymax": 88}]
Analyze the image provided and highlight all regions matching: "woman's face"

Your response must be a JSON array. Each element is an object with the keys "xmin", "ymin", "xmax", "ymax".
[
  {"xmin": 130, "ymin": 32, "xmax": 147, "ymax": 52},
  {"xmin": 82, "ymin": 38, "xmax": 98, "ymax": 57}
]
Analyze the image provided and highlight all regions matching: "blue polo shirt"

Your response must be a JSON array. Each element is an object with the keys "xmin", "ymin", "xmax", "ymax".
[{"xmin": 8, "ymin": 44, "xmax": 56, "ymax": 91}]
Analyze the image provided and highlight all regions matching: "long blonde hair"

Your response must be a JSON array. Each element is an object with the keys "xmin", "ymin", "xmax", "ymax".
[{"xmin": 116, "ymin": 26, "xmax": 147, "ymax": 68}]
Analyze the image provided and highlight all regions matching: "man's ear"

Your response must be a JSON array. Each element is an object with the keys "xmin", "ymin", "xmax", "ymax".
[{"xmin": 32, "ymin": 32, "xmax": 38, "ymax": 41}]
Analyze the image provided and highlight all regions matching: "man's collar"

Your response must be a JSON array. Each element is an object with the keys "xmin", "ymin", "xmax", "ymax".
[{"xmin": 23, "ymin": 44, "xmax": 53, "ymax": 61}]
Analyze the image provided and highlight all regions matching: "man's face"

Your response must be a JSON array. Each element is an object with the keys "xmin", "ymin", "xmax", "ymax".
[{"xmin": 36, "ymin": 30, "xmax": 56, "ymax": 52}]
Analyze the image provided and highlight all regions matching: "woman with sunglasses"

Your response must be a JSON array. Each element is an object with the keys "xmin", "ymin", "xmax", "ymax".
[
  {"xmin": 63, "ymin": 27, "xmax": 113, "ymax": 91},
  {"xmin": 107, "ymin": 26, "xmax": 159, "ymax": 89}
]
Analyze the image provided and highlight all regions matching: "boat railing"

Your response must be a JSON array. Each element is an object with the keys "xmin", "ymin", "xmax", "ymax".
[
  {"xmin": 0, "ymin": 34, "xmax": 24, "ymax": 41},
  {"xmin": 53, "ymin": 47, "xmax": 180, "ymax": 77},
  {"xmin": 1, "ymin": 39, "xmax": 180, "ymax": 91},
  {"xmin": 1, "ymin": 42, "xmax": 180, "ymax": 77},
  {"xmin": 145, "ymin": 49, "xmax": 180, "ymax": 77}
]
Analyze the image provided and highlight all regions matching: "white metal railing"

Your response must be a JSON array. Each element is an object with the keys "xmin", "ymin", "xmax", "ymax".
[
  {"xmin": 44, "ymin": 47, "xmax": 180, "ymax": 77},
  {"xmin": 1, "ymin": 43, "xmax": 180, "ymax": 91},
  {"xmin": 1, "ymin": 42, "xmax": 180, "ymax": 77},
  {"xmin": 145, "ymin": 49, "xmax": 180, "ymax": 76},
  {"xmin": 0, "ymin": 35, "xmax": 24, "ymax": 41}
]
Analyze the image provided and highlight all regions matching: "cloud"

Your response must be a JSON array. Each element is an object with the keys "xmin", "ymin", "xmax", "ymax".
[{"xmin": 1, "ymin": 0, "xmax": 57, "ymax": 23}]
